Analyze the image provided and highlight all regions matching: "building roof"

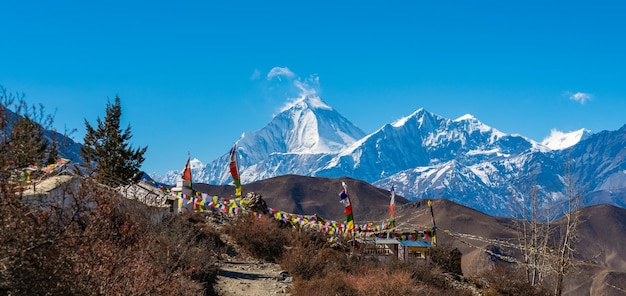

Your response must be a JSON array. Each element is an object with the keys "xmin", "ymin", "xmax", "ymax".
[
  {"xmin": 399, "ymin": 240, "xmax": 431, "ymax": 248},
  {"xmin": 375, "ymin": 238, "xmax": 401, "ymax": 245},
  {"xmin": 355, "ymin": 238, "xmax": 401, "ymax": 245}
]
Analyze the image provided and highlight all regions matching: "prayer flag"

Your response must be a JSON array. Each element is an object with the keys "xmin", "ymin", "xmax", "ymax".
[
  {"xmin": 389, "ymin": 184, "xmax": 396, "ymax": 219},
  {"xmin": 182, "ymin": 153, "xmax": 192, "ymax": 183},
  {"xmin": 229, "ymin": 144, "xmax": 242, "ymax": 196},
  {"xmin": 338, "ymin": 182, "xmax": 354, "ymax": 233}
]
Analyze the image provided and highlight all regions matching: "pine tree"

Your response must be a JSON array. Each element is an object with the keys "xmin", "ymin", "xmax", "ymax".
[
  {"xmin": 9, "ymin": 115, "xmax": 48, "ymax": 168},
  {"xmin": 81, "ymin": 96, "xmax": 147, "ymax": 186},
  {"xmin": 1, "ymin": 87, "xmax": 49, "ymax": 171}
]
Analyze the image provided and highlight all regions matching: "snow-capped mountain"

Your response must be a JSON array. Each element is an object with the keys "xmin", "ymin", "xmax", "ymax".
[
  {"xmin": 156, "ymin": 96, "xmax": 626, "ymax": 217},
  {"xmin": 160, "ymin": 96, "xmax": 366, "ymax": 186},
  {"xmin": 154, "ymin": 158, "xmax": 207, "ymax": 184},
  {"xmin": 541, "ymin": 128, "xmax": 592, "ymax": 150},
  {"xmin": 312, "ymin": 109, "xmax": 540, "ymax": 183}
]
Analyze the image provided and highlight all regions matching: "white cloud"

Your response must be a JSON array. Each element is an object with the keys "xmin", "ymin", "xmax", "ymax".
[
  {"xmin": 278, "ymin": 75, "xmax": 323, "ymax": 112},
  {"xmin": 264, "ymin": 67, "xmax": 324, "ymax": 113},
  {"xmin": 568, "ymin": 91, "xmax": 592, "ymax": 105},
  {"xmin": 294, "ymin": 75, "xmax": 320, "ymax": 98},
  {"xmin": 267, "ymin": 67, "xmax": 295, "ymax": 81}
]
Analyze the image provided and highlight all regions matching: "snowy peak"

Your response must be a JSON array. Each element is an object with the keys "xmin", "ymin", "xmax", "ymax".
[
  {"xmin": 261, "ymin": 96, "xmax": 365, "ymax": 155},
  {"xmin": 391, "ymin": 108, "xmax": 441, "ymax": 128},
  {"xmin": 453, "ymin": 113, "xmax": 505, "ymax": 137},
  {"xmin": 185, "ymin": 95, "xmax": 368, "ymax": 186},
  {"xmin": 541, "ymin": 128, "xmax": 592, "ymax": 150},
  {"xmin": 189, "ymin": 158, "xmax": 204, "ymax": 170},
  {"xmin": 279, "ymin": 96, "xmax": 332, "ymax": 113},
  {"xmin": 454, "ymin": 114, "xmax": 477, "ymax": 121}
]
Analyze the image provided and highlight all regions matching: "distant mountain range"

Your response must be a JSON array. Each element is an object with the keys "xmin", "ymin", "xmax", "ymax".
[{"xmin": 154, "ymin": 96, "xmax": 626, "ymax": 217}]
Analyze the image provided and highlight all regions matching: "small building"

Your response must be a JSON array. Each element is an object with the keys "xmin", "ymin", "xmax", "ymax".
[
  {"xmin": 356, "ymin": 238, "xmax": 432, "ymax": 262},
  {"xmin": 355, "ymin": 238, "xmax": 400, "ymax": 262},
  {"xmin": 399, "ymin": 240, "xmax": 431, "ymax": 261}
]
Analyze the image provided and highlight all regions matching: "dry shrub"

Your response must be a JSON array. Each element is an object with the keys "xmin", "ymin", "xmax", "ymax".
[
  {"xmin": 430, "ymin": 245, "xmax": 463, "ymax": 276},
  {"xmin": 346, "ymin": 267, "xmax": 422, "ymax": 296},
  {"xmin": 290, "ymin": 264, "xmax": 431, "ymax": 296},
  {"xmin": 406, "ymin": 260, "xmax": 450, "ymax": 289},
  {"xmin": 0, "ymin": 202, "xmax": 79, "ymax": 294},
  {"xmin": 1, "ymin": 178, "xmax": 221, "ymax": 295},
  {"xmin": 225, "ymin": 213, "xmax": 291, "ymax": 262},
  {"xmin": 281, "ymin": 244, "xmax": 351, "ymax": 281},
  {"xmin": 478, "ymin": 263, "xmax": 550, "ymax": 296},
  {"xmin": 144, "ymin": 211, "xmax": 222, "ymax": 295},
  {"xmin": 290, "ymin": 272, "xmax": 358, "ymax": 296}
]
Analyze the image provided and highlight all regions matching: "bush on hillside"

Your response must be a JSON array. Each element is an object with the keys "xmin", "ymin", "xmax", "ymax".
[
  {"xmin": 224, "ymin": 213, "xmax": 291, "ymax": 262},
  {"xmin": 345, "ymin": 267, "xmax": 422, "ymax": 295},
  {"xmin": 281, "ymin": 243, "xmax": 352, "ymax": 281},
  {"xmin": 0, "ymin": 178, "xmax": 221, "ymax": 295},
  {"xmin": 476, "ymin": 263, "xmax": 551, "ymax": 296},
  {"xmin": 430, "ymin": 245, "xmax": 463, "ymax": 276},
  {"xmin": 290, "ymin": 274, "xmax": 358, "ymax": 296}
]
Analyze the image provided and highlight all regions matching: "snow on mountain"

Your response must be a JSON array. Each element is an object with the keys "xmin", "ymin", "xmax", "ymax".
[
  {"xmin": 269, "ymin": 96, "xmax": 363, "ymax": 154},
  {"xmin": 154, "ymin": 95, "xmax": 625, "ymax": 217},
  {"xmin": 159, "ymin": 95, "xmax": 366, "ymax": 186},
  {"xmin": 313, "ymin": 108, "xmax": 535, "ymax": 183},
  {"xmin": 373, "ymin": 151, "xmax": 564, "ymax": 216},
  {"xmin": 153, "ymin": 158, "xmax": 207, "ymax": 184},
  {"xmin": 541, "ymin": 128, "xmax": 592, "ymax": 150}
]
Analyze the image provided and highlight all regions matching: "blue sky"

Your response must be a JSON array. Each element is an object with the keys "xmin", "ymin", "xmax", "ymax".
[{"xmin": 2, "ymin": 1, "xmax": 625, "ymax": 175}]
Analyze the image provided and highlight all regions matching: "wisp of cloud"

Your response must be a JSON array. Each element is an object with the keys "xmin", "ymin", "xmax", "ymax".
[{"xmin": 569, "ymin": 92, "xmax": 592, "ymax": 105}]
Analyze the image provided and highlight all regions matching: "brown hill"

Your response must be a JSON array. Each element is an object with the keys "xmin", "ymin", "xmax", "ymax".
[
  {"xmin": 393, "ymin": 198, "xmax": 520, "ymax": 275},
  {"xmin": 192, "ymin": 174, "xmax": 411, "ymax": 222},
  {"xmin": 554, "ymin": 204, "xmax": 626, "ymax": 295},
  {"xmin": 194, "ymin": 175, "xmax": 521, "ymax": 275},
  {"xmin": 566, "ymin": 204, "xmax": 626, "ymax": 271},
  {"xmin": 395, "ymin": 198, "xmax": 517, "ymax": 240}
]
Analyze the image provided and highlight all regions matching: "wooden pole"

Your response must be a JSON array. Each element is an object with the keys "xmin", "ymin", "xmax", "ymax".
[{"xmin": 428, "ymin": 199, "xmax": 437, "ymax": 247}]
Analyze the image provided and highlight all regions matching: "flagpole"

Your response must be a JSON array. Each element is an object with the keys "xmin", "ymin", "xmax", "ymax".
[
  {"xmin": 389, "ymin": 184, "xmax": 396, "ymax": 230},
  {"xmin": 428, "ymin": 199, "xmax": 437, "ymax": 247}
]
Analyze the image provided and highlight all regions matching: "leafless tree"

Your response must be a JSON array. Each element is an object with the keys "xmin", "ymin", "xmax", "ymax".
[
  {"xmin": 551, "ymin": 161, "xmax": 583, "ymax": 296},
  {"xmin": 511, "ymin": 180, "xmax": 553, "ymax": 288},
  {"xmin": 510, "ymin": 156, "xmax": 584, "ymax": 295}
]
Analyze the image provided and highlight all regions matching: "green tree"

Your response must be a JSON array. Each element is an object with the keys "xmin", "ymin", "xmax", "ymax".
[
  {"xmin": 81, "ymin": 96, "xmax": 147, "ymax": 186},
  {"xmin": 1, "ymin": 86, "xmax": 51, "ymax": 173},
  {"xmin": 9, "ymin": 115, "xmax": 48, "ymax": 168}
]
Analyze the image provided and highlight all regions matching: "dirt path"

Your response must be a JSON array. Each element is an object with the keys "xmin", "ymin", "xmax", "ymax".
[
  {"xmin": 214, "ymin": 260, "xmax": 292, "ymax": 296},
  {"xmin": 213, "ymin": 230, "xmax": 292, "ymax": 296}
]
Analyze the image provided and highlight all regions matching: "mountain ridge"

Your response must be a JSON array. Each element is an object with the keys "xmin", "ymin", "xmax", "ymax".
[{"xmin": 154, "ymin": 97, "xmax": 626, "ymax": 217}]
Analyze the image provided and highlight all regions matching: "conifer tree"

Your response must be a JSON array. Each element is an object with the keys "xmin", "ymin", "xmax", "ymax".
[
  {"xmin": 81, "ymin": 96, "xmax": 147, "ymax": 186},
  {"xmin": 9, "ymin": 115, "xmax": 48, "ymax": 168},
  {"xmin": 1, "ymin": 87, "xmax": 50, "ymax": 172}
]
